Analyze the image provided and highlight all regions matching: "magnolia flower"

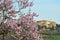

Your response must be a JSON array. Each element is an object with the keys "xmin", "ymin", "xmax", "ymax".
[
  {"xmin": 29, "ymin": 2, "xmax": 33, "ymax": 7},
  {"xmin": 0, "ymin": 0, "xmax": 43, "ymax": 40}
]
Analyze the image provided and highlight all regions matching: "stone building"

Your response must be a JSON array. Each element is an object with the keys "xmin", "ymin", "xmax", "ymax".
[{"xmin": 37, "ymin": 20, "xmax": 56, "ymax": 29}]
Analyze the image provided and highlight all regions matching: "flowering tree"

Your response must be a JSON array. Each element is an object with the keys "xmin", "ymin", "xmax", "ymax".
[{"xmin": 0, "ymin": 0, "xmax": 43, "ymax": 40}]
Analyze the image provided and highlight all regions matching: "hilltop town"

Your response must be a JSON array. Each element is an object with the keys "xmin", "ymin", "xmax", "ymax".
[{"xmin": 37, "ymin": 20, "xmax": 60, "ymax": 30}]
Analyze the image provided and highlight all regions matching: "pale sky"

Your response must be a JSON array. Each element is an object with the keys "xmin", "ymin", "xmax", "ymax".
[
  {"xmin": 14, "ymin": 0, "xmax": 60, "ymax": 24},
  {"xmin": 31, "ymin": 0, "xmax": 60, "ymax": 24}
]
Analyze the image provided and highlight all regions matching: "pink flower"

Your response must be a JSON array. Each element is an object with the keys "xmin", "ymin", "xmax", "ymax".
[
  {"xmin": 23, "ymin": 0, "xmax": 28, "ymax": 4},
  {"xmin": 33, "ymin": 12, "xmax": 38, "ymax": 17},
  {"xmin": 29, "ymin": 2, "xmax": 33, "ymax": 7},
  {"xmin": 20, "ymin": 0, "xmax": 29, "ymax": 8},
  {"xmin": 9, "ymin": 10, "xmax": 16, "ymax": 16},
  {"xmin": 4, "ymin": 0, "xmax": 12, "ymax": 7},
  {"xmin": 0, "ymin": 0, "xmax": 43, "ymax": 40}
]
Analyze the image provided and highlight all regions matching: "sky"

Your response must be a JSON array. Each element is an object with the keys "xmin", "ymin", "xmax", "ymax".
[
  {"xmin": 14, "ymin": 0, "xmax": 60, "ymax": 24},
  {"xmin": 31, "ymin": 0, "xmax": 60, "ymax": 24}
]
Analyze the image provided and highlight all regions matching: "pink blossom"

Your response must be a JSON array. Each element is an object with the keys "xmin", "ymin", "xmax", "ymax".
[
  {"xmin": 0, "ymin": 0, "xmax": 43, "ymax": 40},
  {"xmin": 22, "ymin": 0, "xmax": 28, "ymax": 4},
  {"xmin": 29, "ymin": 2, "xmax": 33, "ymax": 7}
]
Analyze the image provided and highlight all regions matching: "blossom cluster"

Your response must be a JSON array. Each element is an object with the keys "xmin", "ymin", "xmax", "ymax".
[
  {"xmin": 6, "ymin": 13, "xmax": 43, "ymax": 40},
  {"xmin": 0, "ymin": 0, "xmax": 43, "ymax": 40}
]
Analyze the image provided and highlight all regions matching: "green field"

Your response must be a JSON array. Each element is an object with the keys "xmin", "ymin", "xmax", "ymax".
[
  {"xmin": 44, "ymin": 35, "xmax": 60, "ymax": 40},
  {"xmin": 39, "ymin": 29, "xmax": 60, "ymax": 40}
]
